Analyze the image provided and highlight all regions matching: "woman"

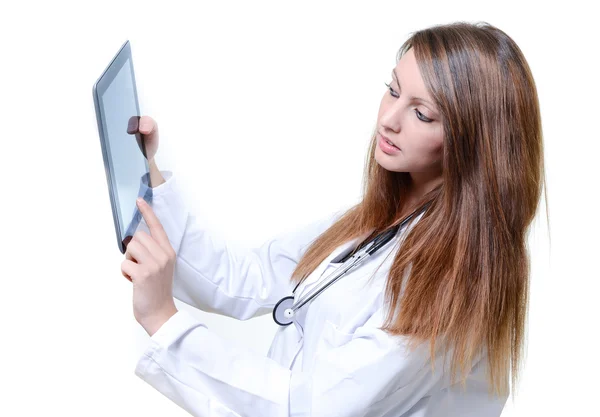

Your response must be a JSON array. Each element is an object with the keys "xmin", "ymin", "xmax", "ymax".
[{"xmin": 122, "ymin": 21, "xmax": 546, "ymax": 416}]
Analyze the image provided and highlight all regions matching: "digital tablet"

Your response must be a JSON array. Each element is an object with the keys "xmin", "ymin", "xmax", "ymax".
[{"xmin": 93, "ymin": 40, "xmax": 154, "ymax": 254}]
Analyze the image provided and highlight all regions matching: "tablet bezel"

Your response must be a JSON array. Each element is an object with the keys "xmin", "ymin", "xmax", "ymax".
[{"xmin": 92, "ymin": 40, "xmax": 149, "ymax": 254}]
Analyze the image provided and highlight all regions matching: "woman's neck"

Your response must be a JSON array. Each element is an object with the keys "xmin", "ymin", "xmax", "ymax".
[{"xmin": 408, "ymin": 171, "xmax": 443, "ymax": 200}]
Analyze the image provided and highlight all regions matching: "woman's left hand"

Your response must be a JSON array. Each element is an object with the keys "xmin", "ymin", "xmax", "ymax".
[{"xmin": 121, "ymin": 197, "xmax": 178, "ymax": 336}]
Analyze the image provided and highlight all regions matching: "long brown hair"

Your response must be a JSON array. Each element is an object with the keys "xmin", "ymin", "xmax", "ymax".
[{"xmin": 289, "ymin": 21, "xmax": 548, "ymax": 397}]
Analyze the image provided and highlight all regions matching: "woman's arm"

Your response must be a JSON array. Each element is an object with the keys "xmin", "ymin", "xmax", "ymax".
[
  {"xmin": 134, "ymin": 168, "xmax": 345, "ymax": 320},
  {"xmin": 147, "ymin": 158, "xmax": 166, "ymax": 188},
  {"xmin": 133, "ymin": 305, "xmax": 485, "ymax": 417}
]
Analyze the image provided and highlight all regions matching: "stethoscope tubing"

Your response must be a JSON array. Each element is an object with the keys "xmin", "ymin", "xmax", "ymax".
[
  {"xmin": 291, "ymin": 249, "xmax": 372, "ymax": 313},
  {"xmin": 273, "ymin": 202, "xmax": 430, "ymax": 326}
]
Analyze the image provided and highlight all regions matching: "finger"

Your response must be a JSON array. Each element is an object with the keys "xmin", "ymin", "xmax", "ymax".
[
  {"xmin": 121, "ymin": 258, "xmax": 139, "ymax": 282},
  {"xmin": 127, "ymin": 115, "xmax": 140, "ymax": 135},
  {"xmin": 125, "ymin": 236, "xmax": 154, "ymax": 266},
  {"xmin": 126, "ymin": 249, "xmax": 136, "ymax": 263},
  {"xmin": 126, "ymin": 115, "xmax": 157, "ymax": 136},
  {"xmin": 139, "ymin": 115, "xmax": 157, "ymax": 137},
  {"xmin": 133, "ymin": 229, "xmax": 167, "ymax": 263},
  {"xmin": 136, "ymin": 198, "xmax": 171, "ymax": 252}
]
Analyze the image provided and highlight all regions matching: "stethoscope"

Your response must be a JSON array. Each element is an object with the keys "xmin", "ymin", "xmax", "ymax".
[{"xmin": 272, "ymin": 203, "xmax": 430, "ymax": 326}]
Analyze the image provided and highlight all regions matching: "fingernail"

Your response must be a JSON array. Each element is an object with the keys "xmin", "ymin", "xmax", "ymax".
[{"xmin": 137, "ymin": 198, "xmax": 144, "ymax": 205}]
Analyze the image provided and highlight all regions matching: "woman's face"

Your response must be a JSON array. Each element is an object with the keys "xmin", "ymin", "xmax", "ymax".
[{"xmin": 375, "ymin": 48, "xmax": 444, "ymax": 194}]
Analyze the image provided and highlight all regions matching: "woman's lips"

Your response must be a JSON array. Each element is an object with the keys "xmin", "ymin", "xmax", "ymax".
[
  {"xmin": 379, "ymin": 133, "xmax": 399, "ymax": 149},
  {"xmin": 378, "ymin": 134, "xmax": 401, "ymax": 154}
]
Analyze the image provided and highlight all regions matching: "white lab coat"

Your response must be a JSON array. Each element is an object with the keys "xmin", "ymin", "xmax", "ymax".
[{"xmin": 132, "ymin": 170, "xmax": 509, "ymax": 417}]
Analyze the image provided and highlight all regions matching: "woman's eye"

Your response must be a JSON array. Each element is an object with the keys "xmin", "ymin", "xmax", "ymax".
[
  {"xmin": 384, "ymin": 82, "xmax": 433, "ymax": 123},
  {"xmin": 415, "ymin": 109, "xmax": 433, "ymax": 123},
  {"xmin": 384, "ymin": 82, "xmax": 399, "ymax": 98}
]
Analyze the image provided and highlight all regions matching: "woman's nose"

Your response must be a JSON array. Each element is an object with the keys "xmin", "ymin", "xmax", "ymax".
[{"xmin": 380, "ymin": 105, "xmax": 402, "ymax": 132}]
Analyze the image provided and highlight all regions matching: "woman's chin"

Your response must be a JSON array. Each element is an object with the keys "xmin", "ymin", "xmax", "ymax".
[{"xmin": 375, "ymin": 149, "xmax": 402, "ymax": 171}]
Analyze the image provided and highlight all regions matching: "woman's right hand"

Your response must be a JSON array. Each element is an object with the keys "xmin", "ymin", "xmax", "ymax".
[{"xmin": 127, "ymin": 115, "xmax": 159, "ymax": 162}]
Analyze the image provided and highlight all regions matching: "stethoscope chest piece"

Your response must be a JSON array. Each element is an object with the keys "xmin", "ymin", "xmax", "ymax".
[{"xmin": 273, "ymin": 296, "xmax": 295, "ymax": 326}]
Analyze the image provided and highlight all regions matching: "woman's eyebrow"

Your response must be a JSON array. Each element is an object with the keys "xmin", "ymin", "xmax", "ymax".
[{"xmin": 392, "ymin": 69, "xmax": 436, "ymax": 109}]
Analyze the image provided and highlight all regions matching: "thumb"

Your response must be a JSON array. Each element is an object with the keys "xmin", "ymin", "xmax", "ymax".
[{"xmin": 139, "ymin": 115, "xmax": 156, "ymax": 135}]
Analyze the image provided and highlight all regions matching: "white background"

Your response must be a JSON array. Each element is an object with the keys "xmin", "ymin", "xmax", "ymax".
[{"xmin": 2, "ymin": 1, "xmax": 598, "ymax": 416}]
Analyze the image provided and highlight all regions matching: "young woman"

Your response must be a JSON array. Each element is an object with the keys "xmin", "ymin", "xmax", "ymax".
[{"xmin": 122, "ymin": 21, "xmax": 546, "ymax": 417}]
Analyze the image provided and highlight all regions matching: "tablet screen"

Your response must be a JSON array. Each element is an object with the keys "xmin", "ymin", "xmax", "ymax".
[{"xmin": 93, "ymin": 41, "xmax": 152, "ymax": 253}]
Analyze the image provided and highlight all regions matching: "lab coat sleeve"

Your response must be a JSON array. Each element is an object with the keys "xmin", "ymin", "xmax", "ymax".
[
  {"xmin": 134, "ymin": 304, "xmax": 446, "ymax": 417},
  {"xmin": 134, "ymin": 170, "xmax": 348, "ymax": 320}
]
